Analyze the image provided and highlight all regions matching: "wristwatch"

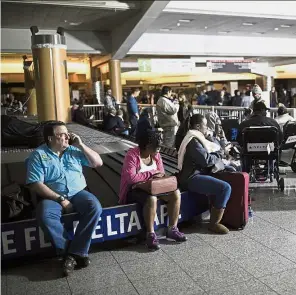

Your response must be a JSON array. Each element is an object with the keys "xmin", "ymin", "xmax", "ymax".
[{"xmin": 56, "ymin": 195, "xmax": 66, "ymax": 203}]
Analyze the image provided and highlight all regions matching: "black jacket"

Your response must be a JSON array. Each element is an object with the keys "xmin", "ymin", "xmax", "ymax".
[
  {"xmin": 104, "ymin": 115, "xmax": 126, "ymax": 134},
  {"xmin": 237, "ymin": 114, "xmax": 282, "ymax": 146},
  {"xmin": 178, "ymin": 138, "xmax": 223, "ymax": 190}
]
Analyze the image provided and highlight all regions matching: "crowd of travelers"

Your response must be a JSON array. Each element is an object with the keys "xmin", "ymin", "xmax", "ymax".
[{"xmin": 10, "ymin": 83, "xmax": 294, "ymax": 277}]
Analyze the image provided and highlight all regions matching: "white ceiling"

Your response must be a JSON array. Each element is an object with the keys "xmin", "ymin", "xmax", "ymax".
[{"xmin": 147, "ymin": 12, "xmax": 296, "ymax": 38}]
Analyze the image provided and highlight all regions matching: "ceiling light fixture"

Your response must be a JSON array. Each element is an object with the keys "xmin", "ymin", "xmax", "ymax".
[
  {"xmin": 281, "ymin": 24, "xmax": 291, "ymax": 28},
  {"xmin": 274, "ymin": 27, "xmax": 279, "ymax": 31},
  {"xmin": 160, "ymin": 28, "xmax": 171, "ymax": 32},
  {"xmin": 177, "ymin": 22, "xmax": 181, "ymax": 27},
  {"xmin": 218, "ymin": 31, "xmax": 230, "ymax": 34},
  {"xmin": 242, "ymin": 22, "xmax": 255, "ymax": 26},
  {"xmin": 179, "ymin": 19, "xmax": 192, "ymax": 23},
  {"xmin": 252, "ymin": 32, "xmax": 264, "ymax": 35},
  {"xmin": 69, "ymin": 22, "xmax": 82, "ymax": 26},
  {"xmin": 204, "ymin": 26, "xmax": 208, "ymax": 29}
]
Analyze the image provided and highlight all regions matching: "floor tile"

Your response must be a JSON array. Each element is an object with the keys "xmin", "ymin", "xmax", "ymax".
[
  {"xmin": 6, "ymin": 260, "xmax": 70, "ymax": 295},
  {"xmin": 119, "ymin": 252, "xmax": 180, "ymax": 283},
  {"xmin": 208, "ymin": 278, "xmax": 277, "ymax": 295},
  {"xmin": 181, "ymin": 258, "xmax": 252, "ymax": 291},
  {"xmin": 1, "ymin": 272, "xmax": 7, "ymax": 295},
  {"xmin": 259, "ymin": 268, "xmax": 296, "ymax": 295},
  {"xmin": 67, "ymin": 264, "xmax": 130, "ymax": 294},
  {"xmin": 211, "ymin": 235, "xmax": 267, "ymax": 259},
  {"xmin": 88, "ymin": 250, "xmax": 119, "ymax": 267},
  {"xmin": 234, "ymin": 249, "xmax": 296, "ymax": 278},
  {"xmin": 132, "ymin": 271, "xmax": 205, "ymax": 295},
  {"xmin": 111, "ymin": 244, "xmax": 168, "ymax": 263},
  {"xmin": 71, "ymin": 282, "xmax": 138, "ymax": 295},
  {"xmin": 165, "ymin": 244, "xmax": 226, "ymax": 267}
]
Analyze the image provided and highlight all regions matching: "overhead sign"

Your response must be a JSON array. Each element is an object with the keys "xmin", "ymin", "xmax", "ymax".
[
  {"xmin": 138, "ymin": 59, "xmax": 152, "ymax": 72},
  {"xmin": 138, "ymin": 59, "xmax": 194, "ymax": 73},
  {"xmin": 207, "ymin": 60, "xmax": 253, "ymax": 73}
]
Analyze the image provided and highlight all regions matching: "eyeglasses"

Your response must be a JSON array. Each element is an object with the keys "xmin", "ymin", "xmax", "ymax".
[{"xmin": 54, "ymin": 132, "xmax": 69, "ymax": 139}]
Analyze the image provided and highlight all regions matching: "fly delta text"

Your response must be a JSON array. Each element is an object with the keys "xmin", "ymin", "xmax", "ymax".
[{"xmin": 2, "ymin": 204, "xmax": 182, "ymax": 257}]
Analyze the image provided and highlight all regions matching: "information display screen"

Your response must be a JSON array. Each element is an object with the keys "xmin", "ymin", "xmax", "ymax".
[{"xmin": 207, "ymin": 60, "xmax": 252, "ymax": 73}]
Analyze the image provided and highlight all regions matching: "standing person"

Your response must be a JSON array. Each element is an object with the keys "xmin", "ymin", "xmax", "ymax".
[
  {"xmin": 232, "ymin": 90, "xmax": 242, "ymax": 107},
  {"xmin": 120, "ymin": 130, "xmax": 187, "ymax": 250},
  {"xmin": 270, "ymin": 86, "xmax": 278, "ymax": 108},
  {"xmin": 250, "ymin": 84, "xmax": 265, "ymax": 109},
  {"xmin": 221, "ymin": 87, "xmax": 232, "ymax": 106},
  {"xmin": 275, "ymin": 104, "xmax": 296, "ymax": 131},
  {"xmin": 127, "ymin": 88, "xmax": 140, "ymax": 136},
  {"xmin": 241, "ymin": 89, "xmax": 252, "ymax": 108},
  {"xmin": 26, "ymin": 121, "xmax": 103, "ymax": 276},
  {"xmin": 279, "ymin": 88, "xmax": 290, "ymax": 107},
  {"xmin": 156, "ymin": 86, "xmax": 179, "ymax": 146},
  {"xmin": 177, "ymin": 93, "xmax": 189, "ymax": 124},
  {"xmin": 103, "ymin": 89, "xmax": 117, "ymax": 117},
  {"xmin": 197, "ymin": 89, "xmax": 208, "ymax": 105}
]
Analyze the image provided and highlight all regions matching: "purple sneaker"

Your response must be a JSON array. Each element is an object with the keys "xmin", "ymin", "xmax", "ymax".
[
  {"xmin": 146, "ymin": 233, "xmax": 160, "ymax": 251},
  {"xmin": 166, "ymin": 226, "xmax": 187, "ymax": 242}
]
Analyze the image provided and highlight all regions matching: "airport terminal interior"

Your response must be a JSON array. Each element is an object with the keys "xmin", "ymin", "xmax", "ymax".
[{"xmin": 1, "ymin": 1, "xmax": 296, "ymax": 294}]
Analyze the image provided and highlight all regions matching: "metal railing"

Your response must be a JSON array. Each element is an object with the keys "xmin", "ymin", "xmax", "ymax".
[
  {"xmin": 83, "ymin": 103, "xmax": 295, "ymax": 124},
  {"xmin": 82, "ymin": 104, "xmax": 104, "ymax": 122}
]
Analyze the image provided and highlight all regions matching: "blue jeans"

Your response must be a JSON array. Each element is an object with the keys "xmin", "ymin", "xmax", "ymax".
[
  {"xmin": 188, "ymin": 174, "xmax": 231, "ymax": 209},
  {"xmin": 36, "ymin": 190, "xmax": 102, "ymax": 257}
]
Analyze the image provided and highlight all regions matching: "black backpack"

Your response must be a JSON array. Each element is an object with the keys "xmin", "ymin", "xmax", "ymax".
[{"xmin": 1, "ymin": 116, "xmax": 56, "ymax": 148}]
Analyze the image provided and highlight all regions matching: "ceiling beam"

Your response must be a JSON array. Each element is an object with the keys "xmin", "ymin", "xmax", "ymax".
[
  {"xmin": 91, "ymin": 54, "xmax": 112, "ymax": 67},
  {"xmin": 269, "ymin": 58, "xmax": 296, "ymax": 67},
  {"xmin": 111, "ymin": 0, "xmax": 169, "ymax": 60}
]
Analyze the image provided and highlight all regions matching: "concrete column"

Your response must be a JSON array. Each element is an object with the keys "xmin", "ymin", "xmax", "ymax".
[
  {"xmin": 23, "ymin": 60, "xmax": 37, "ymax": 115},
  {"xmin": 109, "ymin": 59, "xmax": 122, "ymax": 102},
  {"xmin": 31, "ymin": 33, "xmax": 70, "ymax": 122}
]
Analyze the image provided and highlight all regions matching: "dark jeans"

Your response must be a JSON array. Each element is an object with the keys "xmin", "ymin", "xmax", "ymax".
[{"xmin": 129, "ymin": 115, "xmax": 138, "ymax": 136}]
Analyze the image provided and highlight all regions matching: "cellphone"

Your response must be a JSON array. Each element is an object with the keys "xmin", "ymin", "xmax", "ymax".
[{"xmin": 68, "ymin": 133, "xmax": 73, "ymax": 145}]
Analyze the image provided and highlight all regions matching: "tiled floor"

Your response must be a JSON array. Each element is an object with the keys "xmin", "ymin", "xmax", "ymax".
[{"xmin": 2, "ymin": 161, "xmax": 296, "ymax": 294}]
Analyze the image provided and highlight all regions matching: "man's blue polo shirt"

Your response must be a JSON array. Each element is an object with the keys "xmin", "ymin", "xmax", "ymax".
[{"xmin": 26, "ymin": 144, "xmax": 90, "ymax": 197}]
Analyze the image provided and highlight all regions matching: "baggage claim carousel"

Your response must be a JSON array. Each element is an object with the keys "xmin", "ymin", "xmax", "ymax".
[{"xmin": 1, "ymin": 122, "xmax": 209, "ymax": 261}]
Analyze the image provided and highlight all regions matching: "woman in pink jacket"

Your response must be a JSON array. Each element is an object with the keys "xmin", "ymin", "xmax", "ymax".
[{"xmin": 120, "ymin": 130, "xmax": 187, "ymax": 251}]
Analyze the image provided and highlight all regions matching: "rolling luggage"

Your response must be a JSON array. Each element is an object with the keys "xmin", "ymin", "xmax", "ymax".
[{"xmin": 214, "ymin": 172, "xmax": 249, "ymax": 229}]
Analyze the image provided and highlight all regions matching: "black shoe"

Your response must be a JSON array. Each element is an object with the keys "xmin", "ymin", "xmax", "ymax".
[
  {"xmin": 74, "ymin": 255, "xmax": 91, "ymax": 268},
  {"xmin": 63, "ymin": 255, "xmax": 77, "ymax": 276}
]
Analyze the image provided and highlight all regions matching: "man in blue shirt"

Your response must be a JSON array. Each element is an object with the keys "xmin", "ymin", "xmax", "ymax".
[
  {"xmin": 127, "ymin": 88, "xmax": 140, "ymax": 136},
  {"xmin": 26, "ymin": 121, "xmax": 103, "ymax": 276}
]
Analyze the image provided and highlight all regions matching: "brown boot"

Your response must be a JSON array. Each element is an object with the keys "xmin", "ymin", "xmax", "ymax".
[{"xmin": 208, "ymin": 208, "xmax": 229, "ymax": 234}]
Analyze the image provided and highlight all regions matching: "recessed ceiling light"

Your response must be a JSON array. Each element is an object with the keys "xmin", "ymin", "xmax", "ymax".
[
  {"xmin": 177, "ymin": 22, "xmax": 181, "ymax": 27},
  {"xmin": 179, "ymin": 19, "xmax": 192, "ymax": 23},
  {"xmin": 281, "ymin": 24, "xmax": 292, "ymax": 28},
  {"xmin": 242, "ymin": 22, "xmax": 255, "ymax": 26},
  {"xmin": 160, "ymin": 28, "xmax": 171, "ymax": 32},
  {"xmin": 69, "ymin": 22, "xmax": 82, "ymax": 26},
  {"xmin": 204, "ymin": 26, "xmax": 208, "ymax": 29},
  {"xmin": 274, "ymin": 27, "xmax": 279, "ymax": 31},
  {"xmin": 218, "ymin": 31, "xmax": 230, "ymax": 34}
]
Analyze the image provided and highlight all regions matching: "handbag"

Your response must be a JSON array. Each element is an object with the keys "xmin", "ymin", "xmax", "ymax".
[
  {"xmin": 135, "ymin": 176, "xmax": 178, "ymax": 195},
  {"xmin": 1, "ymin": 183, "xmax": 30, "ymax": 222}
]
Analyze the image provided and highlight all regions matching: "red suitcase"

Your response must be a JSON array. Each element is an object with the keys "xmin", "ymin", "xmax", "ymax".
[{"xmin": 214, "ymin": 172, "xmax": 250, "ymax": 230}]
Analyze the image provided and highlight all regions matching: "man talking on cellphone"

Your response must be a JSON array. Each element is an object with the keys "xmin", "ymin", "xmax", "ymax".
[{"xmin": 26, "ymin": 121, "xmax": 103, "ymax": 276}]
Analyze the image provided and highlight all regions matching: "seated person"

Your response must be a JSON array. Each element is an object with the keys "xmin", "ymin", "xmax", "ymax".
[
  {"xmin": 275, "ymin": 104, "xmax": 295, "ymax": 132},
  {"xmin": 237, "ymin": 101, "xmax": 282, "ymax": 147},
  {"xmin": 120, "ymin": 130, "xmax": 187, "ymax": 251},
  {"xmin": 26, "ymin": 121, "xmax": 103, "ymax": 276},
  {"xmin": 116, "ymin": 109, "xmax": 129, "ymax": 135},
  {"xmin": 136, "ymin": 108, "xmax": 154, "ymax": 142},
  {"xmin": 178, "ymin": 114, "xmax": 232, "ymax": 234},
  {"xmin": 72, "ymin": 104, "xmax": 89, "ymax": 126},
  {"xmin": 104, "ymin": 109, "xmax": 127, "ymax": 135}
]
